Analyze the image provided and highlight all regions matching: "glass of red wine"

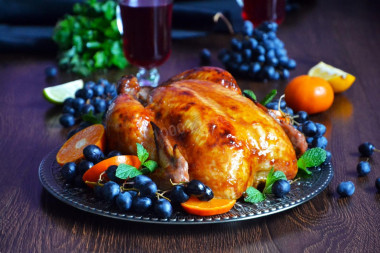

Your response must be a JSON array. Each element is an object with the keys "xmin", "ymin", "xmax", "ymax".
[
  {"xmin": 117, "ymin": 0, "xmax": 173, "ymax": 87},
  {"xmin": 236, "ymin": 0, "xmax": 286, "ymax": 27}
]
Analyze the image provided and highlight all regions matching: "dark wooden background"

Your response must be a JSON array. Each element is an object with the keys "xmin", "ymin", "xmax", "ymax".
[{"xmin": 1, "ymin": 0, "xmax": 379, "ymax": 252}]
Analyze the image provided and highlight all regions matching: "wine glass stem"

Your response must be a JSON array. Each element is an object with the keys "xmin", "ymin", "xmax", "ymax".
[{"xmin": 136, "ymin": 67, "xmax": 160, "ymax": 87}]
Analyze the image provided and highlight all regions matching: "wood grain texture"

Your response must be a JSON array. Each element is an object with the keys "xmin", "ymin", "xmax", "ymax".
[{"xmin": 1, "ymin": 0, "xmax": 380, "ymax": 252}]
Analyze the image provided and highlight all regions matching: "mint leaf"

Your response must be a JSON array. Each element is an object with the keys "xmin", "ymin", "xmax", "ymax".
[
  {"xmin": 297, "ymin": 148, "xmax": 327, "ymax": 175},
  {"xmin": 262, "ymin": 168, "xmax": 287, "ymax": 194},
  {"xmin": 136, "ymin": 143, "xmax": 149, "ymax": 164},
  {"xmin": 260, "ymin": 89, "xmax": 277, "ymax": 106},
  {"xmin": 243, "ymin": 90, "xmax": 257, "ymax": 101},
  {"xmin": 115, "ymin": 164, "xmax": 142, "ymax": 179},
  {"xmin": 142, "ymin": 160, "xmax": 158, "ymax": 173},
  {"xmin": 81, "ymin": 111, "xmax": 103, "ymax": 124},
  {"xmin": 244, "ymin": 186, "xmax": 265, "ymax": 204}
]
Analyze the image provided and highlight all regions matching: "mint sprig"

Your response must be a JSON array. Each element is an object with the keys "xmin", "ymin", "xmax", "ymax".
[
  {"xmin": 297, "ymin": 148, "xmax": 327, "ymax": 175},
  {"xmin": 262, "ymin": 168, "xmax": 287, "ymax": 194},
  {"xmin": 244, "ymin": 186, "xmax": 265, "ymax": 204},
  {"xmin": 115, "ymin": 164, "xmax": 142, "ymax": 179},
  {"xmin": 244, "ymin": 167, "xmax": 287, "ymax": 204},
  {"xmin": 260, "ymin": 89, "xmax": 277, "ymax": 106},
  {"xmin": 82, "ymin": 111, "xmax": 104, "ymax": 124},
  {"xmin": 115, "ymin": 143, "xmax": 158, "ymax": 180}
]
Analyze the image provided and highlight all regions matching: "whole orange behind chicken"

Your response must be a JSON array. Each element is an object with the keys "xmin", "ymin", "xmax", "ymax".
[{"xmin": 106, "ymin": 67, "xmax": 306, "ymax": 200}]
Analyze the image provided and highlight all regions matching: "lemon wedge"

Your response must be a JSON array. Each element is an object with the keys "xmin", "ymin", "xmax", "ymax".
[
  {"xmin": 43, "ymin": 79, "xmax": 84, "ymax": 104},
  {"xmin": 308, "ymin": 62, "xmax": 355, "ymax": 93}
]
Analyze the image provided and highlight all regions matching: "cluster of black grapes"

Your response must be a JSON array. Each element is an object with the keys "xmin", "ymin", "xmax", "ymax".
[
  {"xmin": 59, "ymin": 79, "xmax": 117, "ymax": 128},
  {"xmin": 218, "ymin": 21, "xmax": 296, "ymax": 81},
  {"xmin": 60, "ymin": 144, "xmax": 214, "ymax": 219},
  {"xmin": 266, "ymin": 99, "xmax": 331, "ymax": 161}
]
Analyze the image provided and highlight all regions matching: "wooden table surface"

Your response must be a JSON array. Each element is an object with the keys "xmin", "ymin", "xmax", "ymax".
[{"xmin": 1, "ymin": 0, "xmax": 379, "ymax": 252}]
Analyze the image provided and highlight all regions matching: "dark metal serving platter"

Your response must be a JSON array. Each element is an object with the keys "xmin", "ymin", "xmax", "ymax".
[{"xmin": 39, "ymin": 147, "xmax": 334, "ymax": 225}]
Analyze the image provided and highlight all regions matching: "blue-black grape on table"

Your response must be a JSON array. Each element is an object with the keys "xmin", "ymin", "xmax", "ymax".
[
  {"xmin": 154, "ymin": 199, "xmax": 173, "ymax": 218},
  {"xmin": 77, "ymin": 160, "xmax": 94, "ymax": 176},
  {"xmin": 92, "ymin": 84, "xmax": 105, "ymax": 97},
  {"xmin": 107, "ymin": 150, "xmax": 123, "ymax": 158},
  {"xmin": 186, "ymin": 180, "xmax": 206, "ymax": 197},
  {"xmin": 63, "ymin": 105, "xmax": 75, "ymax": 115},
  {"xmin": 198, "ymin": 186, "xmax": 214, "ymax": 201},
  {"xmin": 323, "ymin": 150, "xmax": 332, "ymax": 164},
  {"xmin": 84, "ymin": 81, "xmax": 95, "ymax": 89},
  {"xmin": 132, "ymin": 196, "xmax": 152, "ymax": 213},
  {"xmin": 358, "ymin": 142, "xmax": 377, "ymax": 157},
  {"xmin": 102, "ymin": 181, "xmax": 121, "ymax": 202},
  {"xmin": 59, "ymin": 114, "xmax": 75, "ymax": 128},
  {"xmin": 74, "ymin": 174, "xmax": 86, "ymax": 187},
  {"xmin": 94, "ymin": 185, "xmax": 103, "ymax": 199},
  {"xmin": 170, "ymin": 185, "xmax": 190, "ymax": 203},
  {"xmin": 311, "ymin": 136, "xmax": 328, "ymax": 149},
  {"xmin": 357, "ymin": 161, "xmax": 371, "ymax": 176},
  {"xmin": 315, "ymin": 123, "xmax": 327, "ymax": 137},
  {"xmin": 134, "ymin": 175, "xmax": 152, "ymax": 189},
  {"xmin": 200, "ymin": 48, "xmax": 211, "ymax": 64},
  {"xmin": 93, "ymin": 98, "xmax": 107, "ymax": 113},
  {"xmin": 242, "ymin": 20, "xmax": 254, "ymax": 36},
  {"xmin": 72, "ymin": 98, "xmax": 85, "ymax": 111},
  {"xmin": 376, "ymin": 178, "xmax": 380, "ymax": 191},
  {"xmin": 116, "ymin": 192, "xmax": 133, "ymax": 211},
  {"xmin": 83, "ymin": 145, "xmax": 104, "ymax": 164},
  {"xmin": 294, "ymin": 111, "xmax": 308, "ymax": 124},
  {"xmin": 138, "ymin": 181, "xmax": 157, "ymax": 197},
  {"xmin": 337, "ymin": 181, "xmax": 355, "ymax": 197},
  {"xmin": 81, "ymin": 104, "xmax": 95, "ymax": 115},
  {"xmin": 272, "ymin": 179, "xmax": 291, "ymax": 198},
  {"xmin": 45, "ymin": 66, "xmax": 57, "ymax": 78},
  {"xmin": 302, "ymin": 121, "xmax": 317, "ymax": 137},
  {"xmin": 105, "ymin": 165, "xmax": 118, "ymax": 182},
  {"xmin": 61, "ymin": 162, "xmax": 76, "ymax": 182}
]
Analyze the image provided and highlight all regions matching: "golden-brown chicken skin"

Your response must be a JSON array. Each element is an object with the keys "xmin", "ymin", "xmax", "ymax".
[{"xmin": 106, "ymin": 67, "xmax": 300, "ymax": 200}]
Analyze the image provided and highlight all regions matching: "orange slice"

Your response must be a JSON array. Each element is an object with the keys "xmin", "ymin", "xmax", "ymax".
[
  {"xmin": 82, "ymin": 155, "xmax": 141, "ymax": 188},
  {"xmin": 56, "ymin": 124, "xmax": 106, "ymax": 166},
  {"xmin": 181, "ymin": 196, "xmax": 236, "ymax": 216}
]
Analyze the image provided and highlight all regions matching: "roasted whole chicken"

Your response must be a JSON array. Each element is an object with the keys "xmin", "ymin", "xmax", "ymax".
[{"xmin": 106, "ymin": 67, "xmax": 307, "ymax": 200}]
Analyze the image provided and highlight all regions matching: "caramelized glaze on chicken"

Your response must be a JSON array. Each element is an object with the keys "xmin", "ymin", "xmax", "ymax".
[{"xmin": 106, "ymin": 67, "xmax": 304, "ymax": 200}]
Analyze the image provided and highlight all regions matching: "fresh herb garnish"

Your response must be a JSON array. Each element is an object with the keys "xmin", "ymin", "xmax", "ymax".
[
  {"xmin": 82, "ymin": 111, "xmax": 104, "ymax": 124},
  {"xmin": 115, "ymin": 163, "xmax": 142, "ymax": 179},
  {"xmin": 243, "ymin": 89, "xmax": 257, "ymax": 101},
  {"xmin": 262, "ymin": 167, "xmax": 287, "ymax": 194},
  {"xmin": 260, "ymin": 89, "xmax": 277, "ymax": 106},
  {"xmin": 53, "ymin": 0, "xmax": 128, "ymax": 76},
  {"xmin": 244, "ymin": 167, "xmax": 287, "ymax": 204},
  {"xmin": 297, "ymin": 147, "xmax": 327, "ymax": 175},
  {"xmin": 244, "ymin": 186, "xmax": 265, "ymax": 204},
  {"xmin": 115, "ymin": 143, "xmax": 158, "ymax": 180}
]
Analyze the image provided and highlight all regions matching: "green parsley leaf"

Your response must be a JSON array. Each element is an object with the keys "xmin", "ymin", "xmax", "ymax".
[
  {"xmin": 136, "ymin": 143, "xmax": 149, "ymax": 164},
  {"xmin": 81, "ymin": 110, "xmax": 104, "ymax": 124},
  {"xmin": 244, "ymin": 186, "xmax": 265, "ymax": 204},
  {"xmin": 243, "ymin": 90, "xmax": 257, "ymax": 101},
  {"xmin": 260, "ymin": 89, "xmax": 277, "ymax": 106},
  {"xmin": 115, "ymin": 164, "xmax": 142, "ymax": 180},
  {"xmin": 262, "ymin": 167, "xmax": 287, "ymax": 194},
  {"xmin": 142, "ymin": 160, "xmax": 158, "ymax": 173},
  {"xmin": 52, "ymin": 0, "xmax": 129, "ymax": 76},
  {"xmin": 297, "ymin": 148, "xmax": 327, "ymax": 175}
]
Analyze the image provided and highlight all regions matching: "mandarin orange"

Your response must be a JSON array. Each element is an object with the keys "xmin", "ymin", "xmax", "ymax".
[{"xmin": 285, "ymin": 75, "xmax": 334, "ymax": 114}]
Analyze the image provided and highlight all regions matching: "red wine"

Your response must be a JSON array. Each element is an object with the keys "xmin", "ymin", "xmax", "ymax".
[
  {"xmin": 119, "ymin": 0, "xmax": 172, "ymax": 69},
  {"xmin": 242, "ymin": 0, "xmax": 285, "ymax": 27}
]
